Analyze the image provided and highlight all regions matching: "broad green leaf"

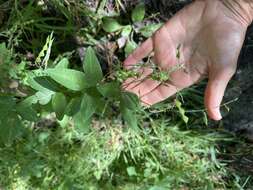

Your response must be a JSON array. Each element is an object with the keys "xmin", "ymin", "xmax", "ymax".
[
  {"xmin": 0, "ymin": 96, "xmax": 15, "ymax": 123},
  {"xmin": 120, "ymin": 104, "xmax": 138, "ymax": 130},
  {"xmin": 46, "ymin": 68, "xmax": 86, "ymax": 91},
  {"xmin": 73, "ymin": 113, "xmax": 91, "ymax": 133},
  {"xmin": 121, "ymin": 91, "xmax": 139, "ymax": 110},
  {"xmin": 0, "ymin": 112, "xmax": 25, "ymax": 145},
  {"xmin": 35, "ymin": 91, "xmax": 54, "ymax": 105},
  {"xmin": 55, "ymin": 57, "xmax": 69, "ymax": 68},
  {"xmin": 74, "ymin": 94, "xmax": 97, "ymax": 132},
  {"xmin": 124, "ymin": 40, "xmax": 137, "ymax": 57},
  {"xmin": 26, "ymin": 70, "xmax": 53, "ymax": 93},
  {"xmin": 17, "ymin": 95, "xmax": 38, "ymax": 107},
  {"xmin": 52, "ymin": 92, "xmax": 67, "ymax": 120},
  {"xmin": 65, "ymin": 97, "xmax": 82, "ymax": 116},
  {"xmin": 83, "ymin": 47, "xmax": 103, "ymax": 87},
  {"xmin": 131, "ymin": 3, "xmax": 145, "ymax": 22},
  {"xmin": 0, "ymin": 96, "xmax": 15, "ymax": 114},
  {"xmin": 16, "ymin": 104, "xmax": 38, "ymax": 122},
  {"xmin": 139, "ymin": 23, "xmax": 163, "ymax": 38},
  {"xmin": 121, "ymin": 25, "xmax": 132, "ymax": 37},
  {"xmin": 175, "ymin": 99, "xmax": 189, "ymax": 124},
  {"xmin": 34, "ymin": 76, "xmax": 63, "ymax": 92},
  {"xmin": 102, "ymin": 17, "xmax": 123, "ymax": 33},
  {"xmin": 97, "ymin": 82, "xmax": 121, "ymax": 99}
]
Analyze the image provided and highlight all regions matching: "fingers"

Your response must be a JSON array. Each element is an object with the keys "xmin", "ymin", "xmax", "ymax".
[
  {"xmin": 140, "ymin": 83, "xmax": 178, "ymax": 106},
  {"xmin": 123, "ymin": 38, "xmax": 153, "ymax": 69},
  {"xmin": 139, "ymin": 61, "xmax": 205, "ymax": 105},
  {"xmin": 152, "ymin": 28, "xmax": 176, "ymax": 70},
  {"xmin": 122, "ymin": 67, "xmax": 153, "ymax": 93},
  {"xmin": 204, "ymin": 68, "xmax": 236, "ymax": 121}
]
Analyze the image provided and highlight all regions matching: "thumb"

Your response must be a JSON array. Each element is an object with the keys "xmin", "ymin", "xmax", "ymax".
[{"xmin": 204, "ymin": 68, "xmax": 236, "ymax": 121}]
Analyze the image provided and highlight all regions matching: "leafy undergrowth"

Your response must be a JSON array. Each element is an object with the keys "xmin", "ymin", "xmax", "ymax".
[
  {"xmin": 0, "ymin": 121, "xmax": 229, "ymax": 189},
  {"xmin": 0, "ymin": 0, "xmax": 252, "ymax": 189}
]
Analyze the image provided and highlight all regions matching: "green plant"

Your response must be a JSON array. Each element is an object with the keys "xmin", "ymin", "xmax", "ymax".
[{"xmin": 0, "ymin": 1, "xmax": 252, "ymax": 189}]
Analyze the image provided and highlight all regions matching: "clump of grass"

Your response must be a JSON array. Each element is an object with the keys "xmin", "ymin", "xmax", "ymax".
[{"xmin": 0, "ymin": 119, "xmax": 230, "ymax": 189}]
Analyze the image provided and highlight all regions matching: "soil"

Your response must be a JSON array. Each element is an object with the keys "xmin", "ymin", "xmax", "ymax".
[{"xmin": 223, "ymin": 24, "xmax": 253, "ymax": 142}]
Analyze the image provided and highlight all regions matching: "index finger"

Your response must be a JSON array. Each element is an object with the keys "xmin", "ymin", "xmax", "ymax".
[{"xmin": 123, "ymin": 38, "xmax": 153, "ymax": 69}]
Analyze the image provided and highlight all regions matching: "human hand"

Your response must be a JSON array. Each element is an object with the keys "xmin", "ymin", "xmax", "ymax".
[{"xmin": 123, "ymin": 0, "xmax": 252, "ymax": 120}]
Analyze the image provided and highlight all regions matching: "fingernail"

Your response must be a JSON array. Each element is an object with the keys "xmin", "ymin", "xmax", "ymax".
[{"xmin": 213, "ymin": 108, "xmax": 222, "ymax": 121}]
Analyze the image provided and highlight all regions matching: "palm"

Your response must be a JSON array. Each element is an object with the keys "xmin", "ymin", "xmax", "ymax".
[{"xmin": 124, "ymin": 0, "xmax": 248, "ymax": 120}]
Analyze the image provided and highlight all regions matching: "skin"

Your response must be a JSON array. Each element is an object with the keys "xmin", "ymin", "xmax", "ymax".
[{"xmin": 123, "ymin": 0, "xmax": 253, "ymax": 121}]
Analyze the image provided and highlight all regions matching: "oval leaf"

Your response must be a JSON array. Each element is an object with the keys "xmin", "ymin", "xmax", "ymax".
[
  {"xmin": 52, "ymin": 93, "xmax": 67, "ymax": 120},
  {"xmin": 139, "ymin": 23, "xmax": 163, "ymax": 38},
  {"xmin": 121, "ymin": 91, "xmax": 140, "ymax": 110},
  {"xmin": 34, "ymin": 76, "xmax": 63, "ymax": 92},
  {"xmin": 65, "ymin": 97, "xmax": 82, "ymax": 116},
  {"xmin": 120, "ymin": 103, "xmax": 138, "ymax": 130},
  {"xmin": 102, "ymin": 17, "xmax": 123, "ymax": 33},
  {"xmin": 121, "ymin": 25, "xmax": 132, "ymax": 37},
  {"xmin": 46, "ymin": 68, "xmax": 86, "ymax": 91},
  {"xmin": 131, "ymin": 3, "xmax": 145, "ymax": 22},
  {"xmin": 97, "ymin": 82, "xmax": 120, "ymax": 99},
  {"xmin": 55, "ymin": 58, "xmax": 69, "ymax": 68},
  {"xmin": 124, "ymin": 40, "xmax": 137, "ymax": 57},
  {"xmin": 83, "ymin": 47, "xmax": 103, "ymax": 87},
  {"xmin": 73, "ymin": 94, "xmax": 97, "ymax": 132}
]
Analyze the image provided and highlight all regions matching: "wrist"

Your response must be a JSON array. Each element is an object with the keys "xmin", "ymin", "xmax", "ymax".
[{"xmin": 221, "ymin": 0, "xmax": 253, "ymax": 26}]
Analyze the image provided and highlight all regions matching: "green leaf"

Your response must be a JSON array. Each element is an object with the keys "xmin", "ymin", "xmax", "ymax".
[
  {"xmin": 97, "ymin": 82, "xmax": 121, "ymax": 99},
  {"xmin": 46, "ymin": 68, "xmax": 86, "ymax": 91},
  {"xmin": 102, "ymin": 17, "xmax": 123, "ymax": 33},
  {"xmin": 16, "ymin": 104, "xmax": 38, "ymax": 122},
  {"xmin": 83, "ymin": 47, "xmax": 103, "ymax": 87},
  {"xmin": 52, "ymin": 93, "xmax": 67, "ymax": 120},
  {"xmin": 17, "ymin": 95, "xmax": 39, "ymax": 107},
  {"xmin": 175, "ymin": 99, "xmax": 189, "ymax": 124},
  {"xmin": 0, "ymin": 96, "xmax": 15, "ymax": 115},
  {"xmin": 58, "ymin": 115, "xmax": 70, "ymax": 128},
  {"xmin": 139, "ymin": 23, "xmax": 163, "ymax": 38},
  {"xmin": 131, "ymin": 3, "xmax": 145, "ymax": 22},
  {"xmin": 124, "ymin": 40, "xmax": 137, "ymax": 57},
  {"xmin": 0, "ymin": 43, "xmax": 12, "ymax": 66},
  {"xmin": 74, "ymin": 94, "xmax": 97, "ymax": 132},
  {"xmin": 65, "ymin": 97, "xmax": 82, "ymax": 116},
  {"xmin": 55, "ymin": 57, "xmax": 69, "ymax": 68},
  {"xmin": 127, "ymin": 166, "xmax": 137, "ymax": 177},
  {"xmin": 120, "ymin": 104, "xmax": 138, "ymax": 130},
  {"xmin": 26, "ymin": 70, "xmax": 53, "ymax": 93},
  {"xmin": 121, "ymin": 91, "xmax": 139, "ymax": 110},
  {"xmin": 0, "ymin": 112, "xmax": 25, "ymax": 145},
  {"xmin": 34, "ymin": 76, "xmax": 63, "ymax": 92},
  {"xmin": 35, "ymin": 91, "xmax": 54, "ymax": 105},
  {"xmin": 121, "ymin": 25, "xmax": 132, "ymax": 37}
]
